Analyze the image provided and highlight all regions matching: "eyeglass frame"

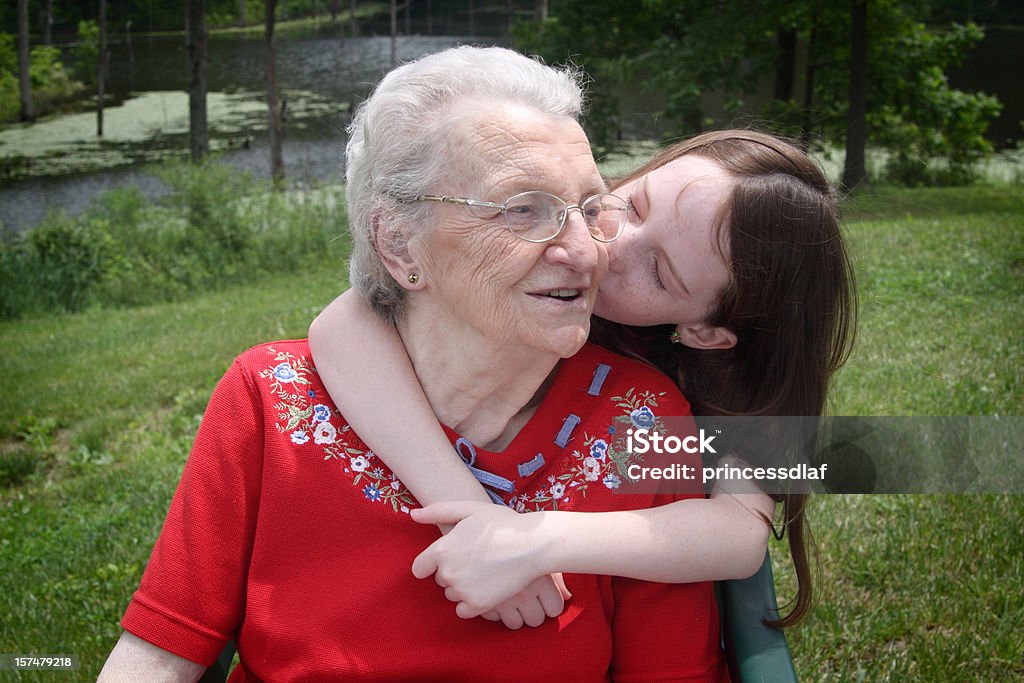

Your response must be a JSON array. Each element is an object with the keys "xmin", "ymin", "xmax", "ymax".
[{"xmin": 408, "ymin": 191, "xmax": 627, "ymax": 243}]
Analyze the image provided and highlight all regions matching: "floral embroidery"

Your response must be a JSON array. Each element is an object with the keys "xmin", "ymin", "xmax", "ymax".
[
  {"xmin": 261, "ymin": 347, "xmax": 671, "ymax": 516},
  {"xmin": 514, "ymin": 385, "xmax": 668, "ymax": 511},
  {"xmin": 313, "ymin": 421, "xmax": 337, "ymax": 445},
  {"xmin": 260, "ymin": 347, "xmax": 418, "ymax": 513},
  {"xmin": 629, "ymin": 405, "xmax": 657, "ymax": 429}
]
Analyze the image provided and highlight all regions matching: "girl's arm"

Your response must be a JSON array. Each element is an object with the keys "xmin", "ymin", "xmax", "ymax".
[
  {"xmin": 411, "ymin": 479, "xmax": 773, "ymax": 617},
  {"xmin": 308, "ymin": 290, "xmax": 490, "ymax": 508},
  {"xmin": 308, "ymin": 290, "xmax": 569, "ymax": 629}
]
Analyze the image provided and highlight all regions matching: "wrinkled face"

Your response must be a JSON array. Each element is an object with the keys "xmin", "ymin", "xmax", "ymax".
[
  {"xmin": 594, "ymin": 155, "xmax": 733, "ymax": 328},
  {"xmin": 408, "ymin": 103, "xmax": 608, "ymax": 359}
]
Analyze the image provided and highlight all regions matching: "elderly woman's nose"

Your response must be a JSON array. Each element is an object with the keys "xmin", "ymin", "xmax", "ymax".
[{"xmin": 544, "ymin": 211, "xmax": 600, "ymax": 271}]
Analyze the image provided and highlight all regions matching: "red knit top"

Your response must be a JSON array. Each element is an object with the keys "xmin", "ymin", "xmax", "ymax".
[{"xmin": 123, "ymin": 340, "xmax": 727, "ymax": 682}]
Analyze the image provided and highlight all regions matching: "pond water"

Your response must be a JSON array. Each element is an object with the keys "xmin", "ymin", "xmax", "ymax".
[{"xmin": 0, "ymin": 33, "xmax": 486, "ymax": 234}]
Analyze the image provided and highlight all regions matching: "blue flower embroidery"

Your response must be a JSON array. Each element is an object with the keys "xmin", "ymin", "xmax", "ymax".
[
  {"xmin": 590, "ymin": 439, "xmax": 609, "ymax": 462},
  {"xmin": 308, "ymin": 390, "xmax": 317, "ymax": 398},
  {"xmin": 312, "ymin": 404, "xmax": 332, "ymax": 422},
  {"xmin": 363, "ymin": 484, "xmax": 382, "ymax": 502},
  {"xmin": 273, "ymin": 362, "xmax": 299, "ymax": 383},
  {"xmin": 291, "ymin": 430, "xmax": 309, "ymax": 445},
  {"xmin": 629, "ymin": 406, "xmax": 656, "ymax": 430},
  {"xmin": 603, "ymin": 473, "xmax": 622, "ymax": 490}
]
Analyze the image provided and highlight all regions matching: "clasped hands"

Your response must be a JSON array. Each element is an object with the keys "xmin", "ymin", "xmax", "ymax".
[{"xmin": 410, "ymin": 501, "xmax": 571, "ymax": 630}]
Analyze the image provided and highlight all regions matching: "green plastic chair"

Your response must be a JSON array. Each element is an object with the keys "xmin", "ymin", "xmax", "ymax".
[
  {"xmin": 198, "ymin": 644, "xmax": 235, "ymax": 683},
  {"xmin": 200, "ymin": 551, "xmax": 797, "ymax": 682},
  {"xmin": 720, "ymin": 551, "xmax": 799, "ymax": 682}
]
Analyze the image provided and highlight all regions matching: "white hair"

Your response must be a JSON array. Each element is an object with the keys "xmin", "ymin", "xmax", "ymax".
[{"xmin": 345, "ymin": 45, "xmax": 586, "ymax": 324}]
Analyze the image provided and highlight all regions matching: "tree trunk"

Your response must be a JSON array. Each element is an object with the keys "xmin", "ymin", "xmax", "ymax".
[
  {"xmin": 126, "ymin": 20, "xmax": 135, "ymax": 64},
  {"xmin": 534, "ymin": 0, "xmax": 548, "ymax": 22},
  {"xmin": 97, "ymin": 0, "xmax": 108, "ymax": 137},
  {"xmin": 389, "ymin": 0, "xmax": 397, "ymax": 67},
  {"xmin": 775, "ymin": 28, "xmax": 797, "ymax": 102},
  {"xmin": 17, "ymin": 0, "xmax": 33, "ymax": 122},
  {"xmin": 43, "ymin": 0, "xmax": 53, "ymax": 45},
  {"xmin": 799, "ymin": 24, "xmax": 818, "ymax": 150},
  {"xmin": 350, "ymin": 0, "xmax": 358, "ymax": 37},
  {"xmin": 468, "ymin": 0, "xmax": 475, "ymax": 37},
  {"xmin": 187, "ymin": 0, "xmax": 209, "ymax": 162},
  {"xmin": 266, "ymin": 0, "xmax": 285, "ymax": 184},
  {"xmin": 842, "ymin": 0, "xmax": 868, "ymax": 190},
  {"xmin": 238, "ymin": 0, "xmax": 247, "ymax": 27}
]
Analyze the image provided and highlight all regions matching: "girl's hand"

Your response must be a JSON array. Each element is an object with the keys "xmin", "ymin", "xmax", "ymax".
[{"xmin": 410, "ymin": 501, "xmax": 571, "ymax": 629}]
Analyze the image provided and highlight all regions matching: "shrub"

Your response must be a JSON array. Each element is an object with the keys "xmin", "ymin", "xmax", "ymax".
[{"xmin": 0, "ymin": 161, "xmax": 348, "ymax": 320}]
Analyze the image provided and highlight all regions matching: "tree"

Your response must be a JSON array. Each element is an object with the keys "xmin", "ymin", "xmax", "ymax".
[
  {"xmin": 97, "ymin": 0, "xmax": 109, "ymax": 137},
  {"xmin": 842, "ymin": 0, "xmax": 868, "ymax": 189},
  {"xmin": 514, "ymin": 0, "xmax": 1001, "ymax": 184},
  {"xmin": 186, "ymin": 0, "xmax": 209, "ymax": 162},
  {"xmin": 17, "ymin": 0, "xmax": 32, "ymax": 122},
  {"xmin": 265, "ymin": 0, "xmax": 284, "ymax": 183}
]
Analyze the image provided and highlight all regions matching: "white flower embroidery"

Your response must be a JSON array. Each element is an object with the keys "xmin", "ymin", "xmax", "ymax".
[
  {"xmin": 583, "ymin": 456, "xmax": 601, "ymax": 482},
  {"xmin": 313, "ymin": 421, "xmax": 337, "ymax": 444},
  {"xmin": 350, "ymin": 455, "xmax": 370, "ymax": 472}
]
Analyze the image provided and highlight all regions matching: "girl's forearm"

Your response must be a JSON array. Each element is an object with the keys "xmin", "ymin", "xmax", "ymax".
[
  {"xmin": 308, "ymin": 290, "xmax": 490, "ymax": 507},
  {"xmin": 538, "ymin": 493, "xmax": 772, "ymax": 583}
]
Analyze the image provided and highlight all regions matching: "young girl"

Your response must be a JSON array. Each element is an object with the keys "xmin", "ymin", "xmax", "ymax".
[{"xmin": 308, "ymin": 129, "xmax": 856, "ymax": 630}]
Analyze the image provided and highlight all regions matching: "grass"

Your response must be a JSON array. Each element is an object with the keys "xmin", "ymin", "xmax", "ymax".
[
  {"xmin": 0, "ymin": 264, "xmax": 347, "ymax": 679},
  {"xmin": 0, "ymin": 182, "xmax": 1022, "ymax": 680},
  {"xmin": 833, "ymin": 185, "xmax": 1024, "ymax": 415}
]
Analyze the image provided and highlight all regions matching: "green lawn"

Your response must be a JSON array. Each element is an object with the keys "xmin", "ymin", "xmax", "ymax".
[{"xmin": 1, "ymin": 184, "xmax": 1022, "ymax": 680}]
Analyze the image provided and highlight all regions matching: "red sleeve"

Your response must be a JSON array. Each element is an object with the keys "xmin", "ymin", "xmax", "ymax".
[
  {"xmin": 122, "ymin": 359, "xmax": 265, "ymax": 666},
  {"xmin": 610, "ymin": 575, "xmax": 729, "ymax": 682}
]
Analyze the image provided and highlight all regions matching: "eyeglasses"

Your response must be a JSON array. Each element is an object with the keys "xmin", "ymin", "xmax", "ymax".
[{"xmin": 411, "ymin": 191, "xmax": 627, "ymax": 243}]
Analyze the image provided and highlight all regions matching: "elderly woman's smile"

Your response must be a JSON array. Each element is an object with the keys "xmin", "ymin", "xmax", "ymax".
[{"xmin": 405, "ymin": 103, "xmax": 610, "ymax": 361}]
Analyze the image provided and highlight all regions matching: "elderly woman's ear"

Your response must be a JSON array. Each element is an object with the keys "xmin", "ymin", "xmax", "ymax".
[{"xmin": 373, "ymin": 211, "xmax": 426, "ymax": 290}]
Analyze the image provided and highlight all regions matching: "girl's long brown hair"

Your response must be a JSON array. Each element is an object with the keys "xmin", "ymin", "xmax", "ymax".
[{"xmin": 593, "ymin": 129, "xmax": 858, "ymax": 627}]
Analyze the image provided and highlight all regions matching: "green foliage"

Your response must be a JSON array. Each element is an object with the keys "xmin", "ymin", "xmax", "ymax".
[
  {"xmin": 0, "ymin": 416, "xmax": 59, "ymax": 487},
  {"xmin": 514, "ymin": 0, "xmax": 1003, "ymax": 184},
  {"xmin": 868, "ymin": 23, "xmax": 1002, "ymax": 185},
  {"xmin": 0, "ymin": 31, "xmax": 15, "ymax": 74},
  {"xmin": 0, "ymin": 161, "xmax": 347, "ymax": 320},
  {"xmin": 73, "ymin": 19, "xmax": 100, "ymax": 86},
  {"xmin": 0, "ymin": 214, "xmax": 109, "ymax": 318},
  {"xmin": 0, "ymin": 33, "xmax": 84, "ymax": 123}
]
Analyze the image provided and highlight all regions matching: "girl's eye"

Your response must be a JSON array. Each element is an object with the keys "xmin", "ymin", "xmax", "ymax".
[
  {"xmin": 628, "ymin": 190, "xmax": 644, "ymax": 220},
  {"xmin": 651, "ymin": 256, "xmax": 666, "ymax": 290}
]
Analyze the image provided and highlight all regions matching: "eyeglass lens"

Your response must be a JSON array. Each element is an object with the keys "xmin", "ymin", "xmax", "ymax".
[{"xmin": 504, "ymin": 192, "xmax": 626, "ymax": 242}]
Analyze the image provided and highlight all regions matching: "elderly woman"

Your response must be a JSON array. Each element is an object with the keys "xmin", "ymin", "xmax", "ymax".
[{"xmin": 99, "ymin": 46, "xmax": 727, "ymax": 681}]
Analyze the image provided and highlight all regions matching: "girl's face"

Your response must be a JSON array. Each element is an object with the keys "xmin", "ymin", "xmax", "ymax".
[{"xmin": 593, "ymin": 155, "xmax": 734, "ymax": 341}]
